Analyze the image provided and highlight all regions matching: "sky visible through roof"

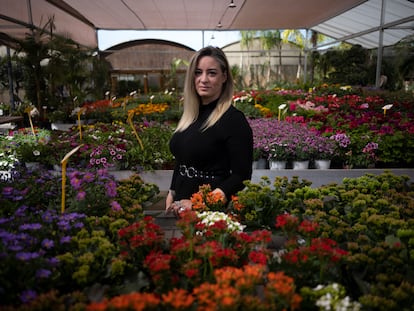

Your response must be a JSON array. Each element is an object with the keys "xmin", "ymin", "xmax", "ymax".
[{"xmin": 98, "ymin": 30, "xmax": 241, "ymax": 51}]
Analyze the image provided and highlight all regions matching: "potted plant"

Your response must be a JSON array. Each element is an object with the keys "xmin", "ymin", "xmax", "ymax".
[
  {"xmin": 267, "ymin": 140, "xmax": 290, "ymax": 170},
  {"xmin": 10, "ymin": 128, "xmax": 52, "ymax": 168},
  {"xmin": 312, "ymin": 135, "xmax": 338, "ymax": 169}
]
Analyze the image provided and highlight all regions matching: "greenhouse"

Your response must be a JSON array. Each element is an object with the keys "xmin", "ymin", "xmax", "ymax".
[{"xmin": 0, "ymin": 1, "xmax": 414, "ymax": 310}]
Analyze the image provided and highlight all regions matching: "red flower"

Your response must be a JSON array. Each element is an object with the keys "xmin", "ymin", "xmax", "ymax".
[
  {"xmin": 249, "ymin": 250, "xmax": 268, "ymax": 265},
  {"xmin": 144, "ymin": 250, "xmax": 173, "ymax": 273},
  {"xmin": 298, "ymin": 219, "xmax": 319, "ymax": 234}
]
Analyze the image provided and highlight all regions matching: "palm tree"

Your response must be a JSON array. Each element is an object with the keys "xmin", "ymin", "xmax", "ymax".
[
  {"xmin": 240, "ymin": 30, "xmax": 257, "ymax": 87},
  {"xmin": 281, "ymin": 29, "xmax": 305, "ymax": 82},
  {"xmin": 259, "ymin": 30, "xmax": 283, "ymax": 85}
]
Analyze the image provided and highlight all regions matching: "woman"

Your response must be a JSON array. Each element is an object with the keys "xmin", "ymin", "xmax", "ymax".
[{"xmin": 165, "ymin": 46, "xmax": 253, "ymax": 216}]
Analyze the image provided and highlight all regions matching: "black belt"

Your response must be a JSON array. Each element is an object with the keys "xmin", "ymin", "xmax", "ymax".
[{"xmin": 179, "ymin": 164, "xmax": 227, "ymax": 179}]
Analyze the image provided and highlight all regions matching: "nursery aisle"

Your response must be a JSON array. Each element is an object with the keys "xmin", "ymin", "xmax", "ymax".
[{"xmin": 143, "ymin": 190, "xmax": 183, "ymax": 239}]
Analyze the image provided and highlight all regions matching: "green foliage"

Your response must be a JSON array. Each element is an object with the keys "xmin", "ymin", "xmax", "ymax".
[
  {"xmin": 321, "ymin": 45, "xmax": 371, "ymax": 85},
  {"xmin": 115, "ymin": 173, "xmax": 160, "ymax": 212},
  {"xmin": 14, "ymin": 18, "xmax": 110, "ymax": 115},
  {"xmin": 125, "ymin": 122, "xmax": 175, "ymax": 170},
  {"xmin": 230, "ymin": 176, "xmax": 312, "ymax": 230},
  {"xmin": 377, "ymin": 131, "xmax": 414, "ymax": 165}
]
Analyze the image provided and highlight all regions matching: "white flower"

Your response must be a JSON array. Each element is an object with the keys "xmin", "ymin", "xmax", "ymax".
[
  {"xmin": 196, "ymin": 211, "xmax": 245, "ymax": 234},
  {"xmin": 71, "ymin": 107, "xmax": 85, "ymax": 116},
  {"xmin": 30, "ymin": 107, "xmax": 39, "ymax": 117},
  {"xmin": 382, "ymin": 104, "xmax": 393, "ymax": 110},
  {"xmin": 313, "ymin": 283, "xmax": 361, "ymax": 311},
  {"xmin": 278, "ymin": 103, "xmax": 287, "ymax": 110},
  {"xmin": 316, "ymin": 293, "xmax": 333, "ymax": 310}
]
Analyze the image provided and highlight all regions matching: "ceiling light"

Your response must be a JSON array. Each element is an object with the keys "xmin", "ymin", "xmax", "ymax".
[
  {"xmin": 217, "ymin": 21, "xmax": 222, "ymax": 28},
  {"xmin": 228, "ymin": 0, "xmax": 236, "ymax": 8}
]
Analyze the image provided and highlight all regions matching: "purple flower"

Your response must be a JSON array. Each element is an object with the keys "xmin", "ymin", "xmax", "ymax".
[
  {"xmin": 0, "ymin": 217, "xmax": 12, "ymax": 225},
  {"xmin": 41, "ymin": 239, "xmax": 54, "ymax": 249},
  {"xmin": 110, "ymin": 200, "xmax": 122, "ymax": 212},
  {"xmin": 15, "ymin": 205, "xmax": 29, "ymax": 217},
  {"xmin": 2, "ymin": 186, "xmax": 14, "ymax": 198},
  {"xmin": 35, "ymin": 268, "xmax": 52, "ymax": 278},
  {"xmin": 76, "ymin": 190, "xmax": 86, "ymax": 201},
  {"xmin": 57, "ymin": 220, "xmax": 71, "ymax": 231},
  {"xmin": 105, "ymin": 180, "xmax": 117, "ymax": 197},
  {"xmin": 73, "ymin": 222, "xmax": 84, "ymax": 229},
  {"xmin": 20, "ymin": 289, "xmax": 37, "ymax": 304},
  {"xmin": 47, "ymin": 257, "xmax": 60, "ymax": 266},
  {"xmin": 70, "ymin": 177, "xmax": 82, "ymax": 190},
  {"xmin": 16, "ymin": 252, "xmax": 40, "ymax": 261},
  {"xmin": 19, "ymin": 223, "xmax": 42, "ymax": 231},
  {"xmin": 60, "ymin": 236, "xmax": 72, "ymax": 243},
  {"xmin": 41, "ymin": 210, "xmax": 56, "ymax": 223},
  {"xmin": 83, "ymin": 172, "xmax": 95, "ymax": 182}
]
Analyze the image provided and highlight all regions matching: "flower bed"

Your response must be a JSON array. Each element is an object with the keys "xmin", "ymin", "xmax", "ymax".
[
  {"xmin": 1, "ymin": 166, "xmax": 413, "ymax": 310},
  {"xmin": 237, "ymin": 86, "xmax": 414, "ymax": 168}
]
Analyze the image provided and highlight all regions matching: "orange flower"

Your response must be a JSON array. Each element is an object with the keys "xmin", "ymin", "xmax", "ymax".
[
  {"xmin": 265, "ymin": 271, "xmax": 302, "ymax": 309},
  {"xmin": 206, "ymin": 190, "xmax": 225, "ymax": 205},
  {"xmin": 231, "ymin": 195, "xmax": 244, "ymax": 211},
  {"xmin": 193, "ymin": 283, "xmax": 219, "ymax": 311},
  {"xmin": 191, "ymin": 192, "xmax": 207, "ymax": 211},
  {"xmin": 107, "ymin": 292, "xmax": 160, "ymax": 311},
  {"xmin": 86, "ymin": 301, "xmax": 108, "ymax": 311},
  {"xmin": 162, "ymin": 288, "xmax": 195, "ymax": 310},
  {"xmin": 129, "ymin": 103, "xmax": 169, "ymax": 116}
]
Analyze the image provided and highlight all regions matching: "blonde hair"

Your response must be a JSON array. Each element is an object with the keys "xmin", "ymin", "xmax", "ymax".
[{"xmin": 175, "ymin": 46, "xmax": 234, "ymax": 132}]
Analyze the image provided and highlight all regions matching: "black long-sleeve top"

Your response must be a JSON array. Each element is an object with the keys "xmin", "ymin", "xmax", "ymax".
[{"xmin": 169, "ymin": 100, "xmax": 253, "ymax": 200}]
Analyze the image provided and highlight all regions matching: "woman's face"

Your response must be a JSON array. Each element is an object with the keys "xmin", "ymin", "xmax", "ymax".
[{"xmin": 194, "ymin": 56, "xmax": 227, "ymax": 105}]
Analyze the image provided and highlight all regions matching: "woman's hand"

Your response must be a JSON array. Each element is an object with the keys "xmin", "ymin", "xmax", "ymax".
[
  {"xmin": 212, "ymin": 188, "xmax": 227, "ymax": 203},
  {"xmin": 165, "ymin": 190, "xmax": 174, "ymax": 212},
  {"xmin": 166, "ymin": 198, "xmax": 192, "ymax": 217}
]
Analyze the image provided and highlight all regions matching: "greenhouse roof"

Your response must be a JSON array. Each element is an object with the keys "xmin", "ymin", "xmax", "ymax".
[{"xmin": 0, "ymin": 0, "xmax": 413, "ymax": 49}]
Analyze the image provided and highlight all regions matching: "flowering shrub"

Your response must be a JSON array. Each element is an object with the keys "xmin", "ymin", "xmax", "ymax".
[
  {"xmin": 46, "ymin": 120, "xmax": 175, "ymax": 170},
  {"xmin": 89, "ymin": 144, "xmax": 126, "ymax": 169},
  {"xmin": 238, "ymin": 86, "xmax": 414, "ymax": 168},
  {"xmin": 229, "ymin": 175, "xmax": 312, "ymax": 230},
  {"xmin": 190, "ymin": 184, "xmax": 227, "ymax": 212},
  {"xmin": 0, "ymin": 168, "xmax": 162, "ymax": 307},
  {"xmin": 301, "ymin": 283, "xmax": 362, "ymax": 311},
  {"xmin": 272, "ymin": 213, "xmax": 349, "ymax": 286},
  {"xmin": 8, "ymin": 127, "xmax": 52, "ymax": 164},
  {"xmin": 0, "ymin": 204, "xmax": 88, "ymax": 305},
  {"xmin": 86, "ymin": 265, "xmax": 302, "ymax": 311},
  {"xmin": 1, "ymin": 140, "xmax": 414, "ymax": 310},
  {"xmin": 330, "ymin": 132, "xmax": 379, "ymax": 167},
  {"xmin": 0, "ymin": 136, "xmax": 18, "ymax": 171},
  {"xmin": 196, "ymin": 211, "xmax": 245, "ymax": 235},
  {"xmin": 248, "ymin": 119, "xmax": 339, "ymax": 162}
]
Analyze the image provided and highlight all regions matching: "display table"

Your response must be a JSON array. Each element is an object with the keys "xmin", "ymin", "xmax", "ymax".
[{"xmin": 0, "ymin": 116, "xmax": 23, "ymax": 124}]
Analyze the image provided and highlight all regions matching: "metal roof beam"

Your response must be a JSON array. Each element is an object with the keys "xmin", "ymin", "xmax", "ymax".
[{"xmin": 314, "ymin": 14, "xmax": 414, "ymax": 50}]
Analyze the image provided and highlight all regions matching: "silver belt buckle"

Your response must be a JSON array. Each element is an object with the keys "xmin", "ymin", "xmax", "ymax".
[
  {"xmin": 187, "ymin": 166, "xmax": 196, "ymax": 178},
  {"xmin": 179, "ymin": 165, "xmax": 196, "ymax": 178}
]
